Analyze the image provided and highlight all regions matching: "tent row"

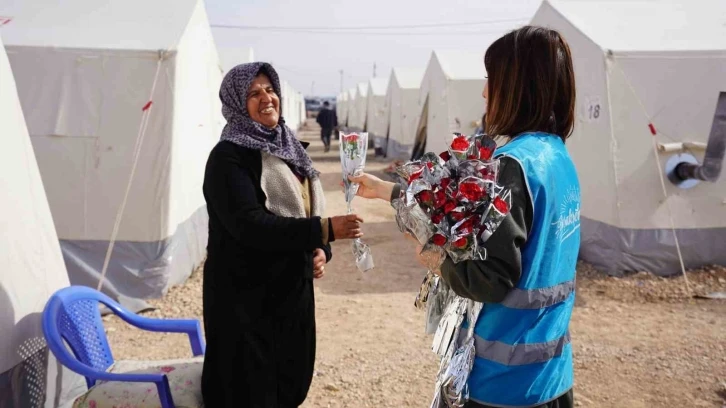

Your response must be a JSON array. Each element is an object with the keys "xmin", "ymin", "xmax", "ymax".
[
  {"xmin": 0, "ymin": 0, "xmax": 307, "ymax": 314},
  {"xmin": 335, "ymin": 0, "xmax": 726, "ymax": 276},
  {"xmin": 0, "ymin": 0, "xmax": 306, "ymax": 403},
  {"xmin": 336, "ymin": 50, "xmax": 486, "ymax": 161}
]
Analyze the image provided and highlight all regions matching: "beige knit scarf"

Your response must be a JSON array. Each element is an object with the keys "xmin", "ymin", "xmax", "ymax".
[{"xmin": 259, "ymin": 152, "xmax": 325, "ymax": 218}]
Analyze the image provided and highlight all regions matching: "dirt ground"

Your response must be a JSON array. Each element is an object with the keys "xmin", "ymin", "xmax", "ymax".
[{"xmin": 105, "ymin": 121, "xmax": 726, "ymax": 408}]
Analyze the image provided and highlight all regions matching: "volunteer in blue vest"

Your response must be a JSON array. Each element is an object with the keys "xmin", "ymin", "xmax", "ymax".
[{"xmin": 350, "ymin": 25, "xmax": 580, "ymax": 408}]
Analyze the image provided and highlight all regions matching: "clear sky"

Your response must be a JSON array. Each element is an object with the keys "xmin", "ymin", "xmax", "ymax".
[{"xmin": 205, "ymin": 0, "xmax": 541, "ymax": 97}]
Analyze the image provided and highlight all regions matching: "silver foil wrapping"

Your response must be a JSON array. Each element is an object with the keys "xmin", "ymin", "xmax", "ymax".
[{"xmin": 392, "ymin": 133, "xmax": 514, "ymax": 406}]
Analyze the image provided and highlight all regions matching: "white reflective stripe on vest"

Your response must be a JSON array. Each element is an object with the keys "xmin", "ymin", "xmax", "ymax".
[
  {"xmin": 500, "ymin": 279, "xmax": 575, "ymax": 309},
  {"xmin": 474, "ymin": 332, "xmax": 571, "ymax": 366}
]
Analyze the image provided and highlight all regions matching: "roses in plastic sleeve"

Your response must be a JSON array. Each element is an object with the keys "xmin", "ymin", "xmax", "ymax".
[
  {"xmin": 339, "ymin": 132, "xmax": 374, "ymax": 272},
  {"xmin": 480, "ymin": 192, "xmax": 512, "ymax": 241},
  {"xmin": 392, "ymin": 133, "xmax": 512, "ymax": 266}
]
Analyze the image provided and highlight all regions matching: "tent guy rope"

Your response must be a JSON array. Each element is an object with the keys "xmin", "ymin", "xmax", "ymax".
[
  {"xmin": 611, "ymin": 58, "xmax": 692, "ymax": 294},
  {"xmin": 97, "ymin": 56, "xmax": 164, "ymax": 292}
]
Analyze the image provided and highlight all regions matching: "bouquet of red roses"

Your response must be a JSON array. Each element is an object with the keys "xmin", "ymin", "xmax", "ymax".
[
  {"xmin": 393, "ymin": 132, "xmax": 511, "ymax": 273},
  {"xmin": 391, "ymin": 132, "xmax": 512, "ymax": 408}
]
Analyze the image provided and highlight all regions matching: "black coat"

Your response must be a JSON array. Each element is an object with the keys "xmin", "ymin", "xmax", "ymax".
[
  {"xmin": 315, "ymin": 107, "xmax": 337, "ymax": 130},
  {"xmin": 201, "ymin": 141, "xmax": 331, "ymax": 407}
]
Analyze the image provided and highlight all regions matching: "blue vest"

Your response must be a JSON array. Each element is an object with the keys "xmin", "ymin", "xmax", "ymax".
[{"xmin": 467, "ymin": 132, "xmax": 581, "ymax": 407}]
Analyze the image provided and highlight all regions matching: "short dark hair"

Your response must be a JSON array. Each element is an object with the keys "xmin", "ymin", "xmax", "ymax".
[
  {"xmin": 323, "ymin": 101, "xmax": 330, "ymax": 106},
  {"xmin": 484, "ymin": 25, "xmax": 576, "ymax": 142}
]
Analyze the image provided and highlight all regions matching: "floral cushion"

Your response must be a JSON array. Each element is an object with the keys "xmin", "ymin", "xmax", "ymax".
[{"xmin": 72, "ymin": 357, "xmax": 204, "ymax": 408}]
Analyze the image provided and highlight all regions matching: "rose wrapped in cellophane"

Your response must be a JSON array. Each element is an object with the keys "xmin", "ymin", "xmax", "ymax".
[
  {"xmin": 391, "ymin": 132, "xmax": 512, "ymax": 407},
  {"xmin": 340, "ymin": 132, "xmax": 374, "ymax": 272}
]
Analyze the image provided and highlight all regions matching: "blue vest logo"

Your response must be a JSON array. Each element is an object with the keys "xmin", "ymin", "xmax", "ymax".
[{"xmin": 553, "ymin": 185, "xmax": 581, "ymax": 243}]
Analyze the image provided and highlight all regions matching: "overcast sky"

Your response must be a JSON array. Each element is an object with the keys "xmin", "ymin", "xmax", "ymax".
[{"xmin": 205, "ymin": 0, "xmax": 541, "ymax": 97}]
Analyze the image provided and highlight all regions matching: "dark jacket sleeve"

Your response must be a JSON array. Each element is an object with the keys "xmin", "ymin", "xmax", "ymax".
[
  {"xmin": 321, "ymin": 243, "xmax": 333, "ymax": 263},
  {"xmin": 204, "ymin": 144, "xmax": 324, "ymax": 252},
  {"xmin": 321, "ymin": 223, "xmax": 333, "ymax": 262},
  {"xmin": 439, "ymin": 157, "xmax": 533, "ymax": 303}
]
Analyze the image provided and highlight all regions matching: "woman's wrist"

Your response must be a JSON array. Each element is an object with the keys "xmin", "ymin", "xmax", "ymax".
[{"xmin": 376, "ymin": 180, "xmax": 396, "ymax": 201}]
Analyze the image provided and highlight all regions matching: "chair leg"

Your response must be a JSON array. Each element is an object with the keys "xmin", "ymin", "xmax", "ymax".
[{"xmin": 155, "ymin": 377, "xmax": 176, "ymax": 408}]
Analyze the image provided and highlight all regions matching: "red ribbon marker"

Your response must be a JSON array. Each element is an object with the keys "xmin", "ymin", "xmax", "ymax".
[
  {"xmin": 648, "ymin": 123, "xmax": 657, "ymax": 136},
  {"xmin": 142, "ymin": 101, "xmax": 153, "ymax": 111}
]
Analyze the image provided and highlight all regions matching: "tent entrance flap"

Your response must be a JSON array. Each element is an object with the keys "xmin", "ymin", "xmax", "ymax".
[{"xmin": 412, "ymin": 96, "xmax": 429, "ymax": 160}]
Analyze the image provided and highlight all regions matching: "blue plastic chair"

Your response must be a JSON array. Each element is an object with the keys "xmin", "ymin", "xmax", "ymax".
[{"xmin": 42, "ymin": 286, "xmax": 205, "ymax": 408}]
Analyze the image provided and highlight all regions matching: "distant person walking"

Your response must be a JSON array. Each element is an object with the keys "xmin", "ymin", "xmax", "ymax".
[{"xmin": 316, "ymin": 101, "xmax": 337, "ymax": 152}]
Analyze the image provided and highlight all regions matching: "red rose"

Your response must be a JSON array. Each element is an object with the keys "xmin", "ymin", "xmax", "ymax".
[
  {"xmin": 345, "ymin": 134, "xmax": 359, "ymax": 143},
  {"xmin": 451, "ymin": 136, "xmax": 469, "ymax": 151},
  {"xmin": 408, "ymin": 168, "xmax": 423, "ymax": 183},
  {"xmin": 416, "ymin": 190, "xmax": 434, "ymax": 206},
  {"xmin": 458, "ymin": 218, "xmax": 475, "ymax": 235},
  {"xmin": 425, "ymin": 162, "xmax": 434, "ymax": 170},
  {"xmin": 459, "ymin": 180, "xmax": 486, "ymax": 202},
  {"xmin": 431, "ymin": 211, "xmax": 445, "ymax": 225},
  {"xmin": 440, "ymin": 177, "xmax": 452, "ymax": 190},
  {"xmin": 479, "ymin": 146, "xmax": 494, "ymax": 160},
  {"xmin": 450, "ymin": 210, "xmax": 466, "ymax": 222},
  {"xmin": 479, "ymin": 167, "xmax": 492, "ymax": 179},
  {"xmin": 452, "ymin": 236, "xmax": 469, "ymax": 249},
  {"xmin": 432, "ymin": 233, "xmax": 447, "ymax": 246},
  {"xmin": 439, "ymin": 151, "xmax": 451, "ymax": 162},
  {"xmin": 493, "ymin": 196, "xmax": 509, "ymax": 214},
  {"xmin": 467, "ymin": 154, "xmax": 478, "ymax": 160},
  {"xmin": 434, "ymin": 189, "xmax": 447, "ymax": 208},
  {"xmin": 443, "ymin": 200, "xmax": 456, "ymax": 214}
]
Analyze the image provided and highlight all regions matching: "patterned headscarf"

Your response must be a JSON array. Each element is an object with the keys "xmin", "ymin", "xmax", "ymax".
[{"xmin": 219, "ymin": 62, "xmax": 319, "ymax": 178}]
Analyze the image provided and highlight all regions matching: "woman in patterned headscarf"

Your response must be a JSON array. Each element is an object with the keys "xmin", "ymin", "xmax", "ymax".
[{"xmin": 201, "ymin": 62, "xmax": 363, "ymax": 407}]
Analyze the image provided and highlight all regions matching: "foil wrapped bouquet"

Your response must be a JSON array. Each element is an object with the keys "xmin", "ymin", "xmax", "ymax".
[
  {"xmin": 390, "ymin": 132, "xmax": 512, "ymax": 407},
  {"xmin": 392, "ymin": 132, "xmax": 511, "ymax": 277},
  {"xmin": 340, "ymin": 132, "xmax": 374, "ymax": 272}
]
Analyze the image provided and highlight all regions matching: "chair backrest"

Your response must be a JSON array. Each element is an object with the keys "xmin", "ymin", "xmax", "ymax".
[{"xmin": 42, "ymin": 286, "xmax": 116, "ymax": 387}]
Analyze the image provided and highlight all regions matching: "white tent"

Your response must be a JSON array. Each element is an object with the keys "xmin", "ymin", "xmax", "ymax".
[
  {"xmin": 3, "ymin": 0, "xmax": 223, "ymax": 310},
  {"xmin": 282, "ymin": 83, "xmax": 305, "ymax": 131},
  {"xmin": 385, "ymin": 67, "xmax": 425, "ymax": 160},
  {"xmin": 298, "ymin": 92, "xmax": 307, "ymax": 126},
  {"xmin": 413, "ymin": 50, "xmax": 486, "ymax": 158},
  {"xmin": 337, "ymin": 91, "xmax": 349, "ymax": 127},
  {"xmin": 345, "ymin": 87, "xmax": 358, "ymax": 130},
  {"xmin": 217, "ymin": 46, "xmax": 255, "ymax": 73},
  {"xmin": 366, "ymin": 77, "xmax": 389, "ymax": 151},
  {"xmin": 531, "ymin": 0, "xmax": 726, "ymax": 275},
  {"xmin": 348, "ymin": 82, "xmax": 369, "ymax": 131},
  {"xmin": 0, "ymin": 32, "xmax": 83, "ymax": 408}
]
